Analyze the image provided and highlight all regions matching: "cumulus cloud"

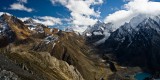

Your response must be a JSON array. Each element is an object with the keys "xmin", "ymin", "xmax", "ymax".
[
  {"xmin": 19, "ymin": 16, "xmax": 62, "ymax": 26},
  {"xmin": 69, "ymin": 26, "xmax": 88, "ymax": 33},
  {"xmin": 34, "ymin": 16, "xmax": 62, "ymax": 26},
  {"xmin": 50, "ymin": 0, "xmax": 103, "ymax": 32},
  {"xmin": 18, "ymin": 17, "xmax": 30, "ymax": 21},
  {"xmin": 71, "ymin": 12, "xmax": 98, "ymax": 26},
  {"xmin": 9, "ymin": 0, "xmax": 33, "ymax": 12},
  {"xmin": 104, "ymin": 0, "xmax": 160, "ymax": 29},
  {"xmin": 9, "ymin": 3, "xmax": 33, "ymax": 12}
]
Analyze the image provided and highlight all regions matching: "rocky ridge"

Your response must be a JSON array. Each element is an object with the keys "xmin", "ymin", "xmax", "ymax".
[{"xmin": 0, "ymin": 13, "xmax": 113, "ymax": 80}]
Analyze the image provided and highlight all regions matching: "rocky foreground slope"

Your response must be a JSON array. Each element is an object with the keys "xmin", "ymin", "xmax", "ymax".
[{"xmin": 0, "ymin": 14, "xmax": 116, "ymax": 80}]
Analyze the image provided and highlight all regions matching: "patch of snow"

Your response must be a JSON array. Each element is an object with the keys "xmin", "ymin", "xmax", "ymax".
[
  {"xmin": 0, "ymin": 12, "xmax": 12, "ymax": 16},
  {"xmin": 52, "ymin": 43, "xmax": 56, "ymax": 48},
  {"xmin": 50, "ymin": 28, "xmax": 53, "ymax": 33},
  {"xmin": 93, "ymin": 31, "xmax": 103, "ymax": 35},
  {"xmin": 94, "ymin": 32, "xmax": 110, "ymax": 45},
  {"xmin": 28, "ymin": 27, "xmax": 35, "ymax": 31},
  {"xmin": 86, "ymin": 33, "xmax": 92, "ymax": 37},
  {"xmin": 129, "ymin": 14, "xmax": 149, "ymax": 28},
  {"xmin": 44, "ymin": 35, "xmax": 58, "ymax": 44}
]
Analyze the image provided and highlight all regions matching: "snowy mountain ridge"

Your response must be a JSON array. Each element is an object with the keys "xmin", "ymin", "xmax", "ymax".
[
  {"xmin": 84, "ymin": 14, "xmax": 160, "ymax": 45},
  {"xmin": 95, "ymin": 14, "xmax": 160, "ymax": 72}
]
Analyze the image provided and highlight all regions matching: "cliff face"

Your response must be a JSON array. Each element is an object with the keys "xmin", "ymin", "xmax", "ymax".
[{"xmin": 0, "ymin": 14, "xmax": 112, "ymax": 80}]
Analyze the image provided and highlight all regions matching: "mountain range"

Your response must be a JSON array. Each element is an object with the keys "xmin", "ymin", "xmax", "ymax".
[
  {"xmin": 99, "ymin": 15, "xmax": 160, "ymax": 71},
  {"xmin": 0, "ymin": 13, "xmax": 160, "ymax": 80}
]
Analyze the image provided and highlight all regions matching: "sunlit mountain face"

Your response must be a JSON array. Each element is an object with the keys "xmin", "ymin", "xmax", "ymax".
[{"xmin": 0, "ymin": 0, "xmax": 160, "ymax": 80}]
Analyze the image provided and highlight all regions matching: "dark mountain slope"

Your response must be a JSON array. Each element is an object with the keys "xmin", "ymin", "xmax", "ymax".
[{"xmin": 99, "ymin": 16, "xmax": 160, "ymax": 72}]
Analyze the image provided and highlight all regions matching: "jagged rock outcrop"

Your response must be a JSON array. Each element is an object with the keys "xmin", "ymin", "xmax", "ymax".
[
  {"xmin": 84, "ymin": 21, "xmax": 113, "ymax": 45},
  {"xmin": 0, "ymin": 68, "xmax": 20, "ymax": 80}
]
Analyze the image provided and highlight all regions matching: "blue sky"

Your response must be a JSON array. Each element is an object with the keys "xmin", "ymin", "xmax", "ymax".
[
  {"xmin": 0, "ymin": 0, "xmax": 127, "ymax": 29},
  {"xmin": 0, "ymin": 0, "xmax": 160, "ymax": 31},
  {"xmin": 0, "ymin": 0, "xmax": 125, "ymax": 19},
  {"xmin": 0, "ymin": 0, "xmax": 69, "ymax": 18}
]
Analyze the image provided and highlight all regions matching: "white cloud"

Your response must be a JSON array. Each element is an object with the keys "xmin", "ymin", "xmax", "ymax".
[
  {"xmin": 9, "ymin": 3, "xmax": 33, "ymax": 12},
  {"xmin": 9, "ymin": 0, "xmax": 33, "ymax": 12},
  {"xmin": 18, "ymin": 17, "xmax": 30, "ymax": 21},
  {"xmin": 66, "ymin": 0, "xmax": 100, "ymax": 17},
  {"xmin": 34, "ymin": 16, "xmax": 62, "ymax": 26},
  {"xmin": 19, "ymin": 16, "xmax": 62, "ymax": 26},
  {"xmin": 50, "ymin": 0, "xmax": 67, "ymax": 5},
  {"xmin": 105, "ymin": 10, "xmax": 134, "ymax": 28},
  {"xmin": 104, "ymin": 0, "xmax": 160, "ymax": 29},
  {"xmin": 71, "ymin": 12, "xmax": 98, "ymax": 26},
  {"xmin": 69, "ymin": 26, "xmax": 88, "ymax": 33},
  {"xmin": 50, "ymin": 0, "xmax": 103, "ymax": 32}
]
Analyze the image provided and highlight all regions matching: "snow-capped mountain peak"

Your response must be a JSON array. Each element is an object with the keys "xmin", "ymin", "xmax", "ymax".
[
  {"xmin": 24, "ymin": 18, "xmax": 36, "ymax": 24},
  {"xmin": 84, "ymin": 21, "xmax": 114, "ymax": 45},
  {"xmin": 129, "ymin": 14, "xmax": 149, "ymax": 28},
  {"xmin": 96, "ymin": 14, "xmax": 160, "ymax": 71},
  {"xmin": 85, "ymin": 14, "xmax": 160, "ymax": 45}
]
